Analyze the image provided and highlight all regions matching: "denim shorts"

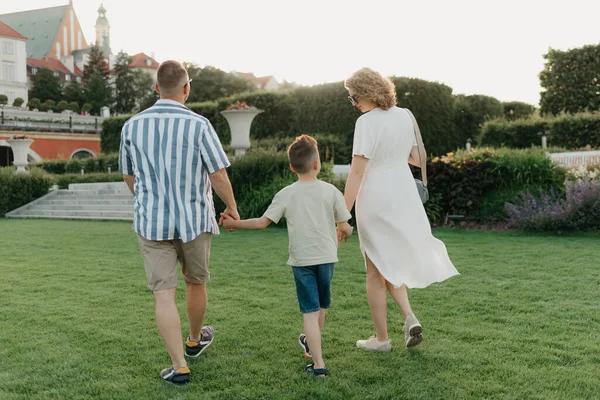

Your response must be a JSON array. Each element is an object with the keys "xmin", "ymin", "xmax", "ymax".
[{"xmin": 292, "ymin": 263, "xmax": 335, "ymax": 314}]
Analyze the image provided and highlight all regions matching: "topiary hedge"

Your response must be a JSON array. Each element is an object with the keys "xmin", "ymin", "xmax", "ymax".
[{"xmin": 0, "ymin": 168, "xmax": 55, "ymax": 216}]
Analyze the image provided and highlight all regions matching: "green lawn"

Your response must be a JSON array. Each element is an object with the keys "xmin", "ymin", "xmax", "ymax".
[{"xmin": 0, "ymin": 220, "xmax": 599, "ymax": 400}]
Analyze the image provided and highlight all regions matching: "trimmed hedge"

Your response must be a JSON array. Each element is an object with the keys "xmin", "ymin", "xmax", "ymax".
[
  {"xmin": 0, "ymin": 168, "xmax": 55, "ymax": 216},
  {"xmin": 481, "ymin": 112, "xmax": 600, "ymax": 149},
  {"xmin": 101, "ymin": 116, "xmax": 131, "ymax": 153},
  {"xmin": 55, "ymin": 173, "xmax": 124, "ymax": 189},
  {"xmin": 503, "ymin": 101, "xmax": 535, "ymax": 120},
  {"xmin": 253, "ymin": 134, "xmax": 352, "ymax": 164},
  {"xmin": 454, "ymin": 94, "xmax": 504, "ymax": 146},
  {"xmin": 34, "ymin": 153, "xmax": 119, "ymax": 175}
]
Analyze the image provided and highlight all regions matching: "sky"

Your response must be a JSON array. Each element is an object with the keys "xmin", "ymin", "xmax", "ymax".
[{"xmin": 2, "ymin": 0, "xmax": 599, "ymax": 105}]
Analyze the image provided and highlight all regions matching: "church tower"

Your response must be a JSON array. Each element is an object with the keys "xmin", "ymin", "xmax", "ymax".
[{"xmin": 95, "ymin": 3, "xmax": 112, "ymax": 55}]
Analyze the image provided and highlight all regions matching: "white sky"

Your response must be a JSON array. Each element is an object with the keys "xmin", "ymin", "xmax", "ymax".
[{"xmin": 3, "ymin": 0, "xmax": 599, "ymax": 105}]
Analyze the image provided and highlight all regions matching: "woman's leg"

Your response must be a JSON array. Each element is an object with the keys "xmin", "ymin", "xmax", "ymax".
[
  {"xmin": 366, "ymin": 255, "xmax": 389, "ymax": 341},
  {"xmin": 385, "ymin": 282, "xmax": 412, "ymax": 320}
]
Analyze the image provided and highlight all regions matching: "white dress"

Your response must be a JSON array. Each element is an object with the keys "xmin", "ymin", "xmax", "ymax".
[{"xmin": 353, "ymin": 107, "xmax": 459, "ymax": 288}]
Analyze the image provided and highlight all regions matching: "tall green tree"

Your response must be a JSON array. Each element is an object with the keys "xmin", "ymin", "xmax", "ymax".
[
  {"xmin": 132, "ymin": 69, "xmax": 158, "ymax": 112},
  {"xmin": 62, "ymin": 81, "xmax": 85, "ymax": 106},
  {"xmin": 454, "ymin": 94, "xmax": 504, "ymax": 144},
  {"xmin": 540, "ymin": 44, "xmax": 600, "ymax": 115},
  {"xmin": 84, "ymin": 71, "xmax": 113, "ymax": 116},
  {"xmin": 185, "ymin": 64, "xmax": 254, "ymax": 103},
  {"xmin": 83, "ymin": 44, "xmax": 110, "ymax": 80},
  {"xmin": 31, "ymin": 68, "xmax": 62, "ymax": 102},
  {"xmin": 114, "ymin": 51, "xmax": 136, "ymax": 114}
]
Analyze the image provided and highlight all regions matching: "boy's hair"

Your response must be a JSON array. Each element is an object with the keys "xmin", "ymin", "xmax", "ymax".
[{"xmin": 287, "ymin": 135, "xmax": 319, "ymax": 174}]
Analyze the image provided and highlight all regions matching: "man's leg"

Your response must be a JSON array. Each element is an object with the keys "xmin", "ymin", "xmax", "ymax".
[
  {"xmin": 186, "ymin": 282, "xmax": 207, "ymax": 341},
  {"xmin": 154, "ymin": 288, "xmax": 187, "ymax": 369}
]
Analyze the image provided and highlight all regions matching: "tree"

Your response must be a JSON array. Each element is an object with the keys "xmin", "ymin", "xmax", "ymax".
[
  {"xmin": 32, "ymin": 68, "xmax": 62, "ymax": 102},
  {"xmin": 503, "ymin": 101, "xmax": 536, "ymax": 121},
  {"xmin": 454, "ymin": 94, "xmax": 504, "ymax": 144},
  {"xmin": 62, "ymin": 81, "xmax": 85, "ymax": 106},
  {"xmin": 84, "ymin": 71, "xmax": 113, "ymax": 115},
  {"xmin": 540, "ymin": 44, "xmax": 600, "ymax": 115},
  {"xmin": 114, "ymin": 51, "xmax": 136, "ymax": 114},
  {"xmin": 132, "ymin": 69, "xmax": 158, "ymax": 112},
  {"xmin": 13, "ymin": 97, "xmax": 24, "ymax": 107},
  {"xmin": 27, "ymin": 98, "xmax": 41, "ymax": 110},
  {"xmin": 83, "ymin": 44, "xmax": 110, "ymax": 80},
  {"xmin": 184, "ymin": 64, "xmax": 255, "ymax": 103},
  {"xmin": 0, "ymin": 95, "xmax": 7, "ymax": 105}
]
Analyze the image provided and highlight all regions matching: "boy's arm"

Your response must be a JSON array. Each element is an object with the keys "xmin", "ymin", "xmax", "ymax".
[
  {"xmin": 336, "ymin": 221, "xmax": 353, "ymax": 243},
  {"xmin": 221, "ymin": 214, "xmax": 272, "ymax": 230}
]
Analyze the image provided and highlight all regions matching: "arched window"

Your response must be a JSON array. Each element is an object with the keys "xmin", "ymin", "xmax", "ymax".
[{"xmin": 71, "ymin": 149, "xmax": 95, "ymax": 160}]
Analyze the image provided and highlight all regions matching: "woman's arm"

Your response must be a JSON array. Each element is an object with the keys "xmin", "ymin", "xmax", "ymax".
[
  {"xmin": 344, "ymin": 155, "xmax": 369, "ymax": 212},
  {"xmin": 409, "ymin": 146, "xmax": 422, "ymax": 168}
]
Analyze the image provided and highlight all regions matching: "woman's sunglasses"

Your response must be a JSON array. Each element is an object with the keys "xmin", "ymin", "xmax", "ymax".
[{"xmin": 348, "ymin": 95, "xmax": 359, "ymax": 105}]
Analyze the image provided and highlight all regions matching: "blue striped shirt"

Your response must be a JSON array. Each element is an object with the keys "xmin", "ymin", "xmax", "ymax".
[{"xmin": 118, "ymin": 99, "xmax": 230, "ymax": 243}]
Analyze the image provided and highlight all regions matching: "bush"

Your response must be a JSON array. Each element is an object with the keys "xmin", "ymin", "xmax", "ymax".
[
  {"xmin": 419, "ymin": 147, "xmax": 565, "ymax": 222},
  {"xmin": 57, "ymin": 100, "xmax": 69, "ymax": 112},
  {"xmin": 101, "ymin": 115, "xmax": 131, "ymax": 153},
  {"xmin": 481, "ymin": 112, "xmax": 600, "ymax": 149},
  {"xmin": 34, "ymin": 153, "xmax": 119, "ymax": 174},
  {"xmin": 44, "ymin": 99, "xmax": 56, "ymax": 107},
  {"xmin": 0, "ymin": 167, "xmax": 55, "ymax": 216},
  {"xmin": 27, "ymin": 98, "xmax": 41, "ymax": 110},
  {"xmin": 506, "ymin": 178, "xmax": 600, "ymax": 231},
  {"xmin": 503, "ymin": 101, "xmax": 535, "ymax": 120},
  {"xmin": 0, "ymin": 95, "xmax": 7, "ymax": 105},
  {"xmin": 480, "ymin": 117, "xmax": 548, "ymax": 148},
  {"xmin": 67, "ymin": 101, "xmax": 79, "ymax": 113},
  {"xmin": 82, "ymin": 103, "xmax": 92, "ymax": 114},
  {"xmin": 55, "ymin": 173, "xmax": 124, "ymax": 189},
  {"xmin": 253, "ymin": 134, "xmax": 352, "ymax": 164},
  {"xmin": 13, "ymin": 97, "xmax": 25, "ymax": 108},
  {"xmin": 212, "ymin": 149, "xmax": 295, "ymax": 217}
]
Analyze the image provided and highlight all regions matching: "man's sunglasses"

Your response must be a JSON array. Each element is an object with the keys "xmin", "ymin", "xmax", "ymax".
[{"xmin": 184, "ymin": 78, "xmax": 193, "ymax": 87}]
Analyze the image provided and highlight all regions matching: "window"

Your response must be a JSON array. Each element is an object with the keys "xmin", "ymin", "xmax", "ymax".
[
  {"xmin": 71, "ymin": 150, "xmax": 95, "ymax": 160},
  {"xmin": 146, "ymin": 58, "xmax": 152, "ymax": 66},
  {"xmin": 76, "ymin": 76, "xmax": 81, "ymax": 83},
  {"xmin": 53, "ymin": 71, "xmax": 59, "ymax": 77},
  {"xmin": 7, "ymin": 92, "xmax": 15, "ymax": 104},
  {"xmin": 31, "ymin": 67, "xmax": 38, "ymax": 75},
  {"xmin": 65, "ymin": 75, "xmax": 71, "ymax": 81},
  {"xmin": 3, "ymin": 42, "xmax": 14, "ymax": 54},
  {"xmin": 3, "ymin": 64, "xmax": 15, "ymax": 81}
]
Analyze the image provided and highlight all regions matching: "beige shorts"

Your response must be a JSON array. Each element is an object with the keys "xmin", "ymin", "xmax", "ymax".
[{"xmin": 136, "ymin": 233, "xmax": 212, "ymax": 291}]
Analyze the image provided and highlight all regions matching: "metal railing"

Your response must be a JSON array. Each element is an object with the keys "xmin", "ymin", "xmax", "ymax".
[{"xmin": 0, "ymin": 107, "xmax": 104, "ymax": 134}]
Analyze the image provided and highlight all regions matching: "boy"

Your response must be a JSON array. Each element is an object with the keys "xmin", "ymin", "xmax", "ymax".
[{"xmin": 221, "ymin": 135, "xmax": 353, "ymax": 377}]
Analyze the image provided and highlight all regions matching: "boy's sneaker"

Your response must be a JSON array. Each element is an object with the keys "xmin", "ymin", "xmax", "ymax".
[
  {"xmin": 159, "ymin": 367, "xmax": 190, "ymax": 385},
  {"xmin": 405, "ymin": 313, "xmax": 423, "ymax": 348},
  {"xmin": 185, "ymin": 326, "xmax": 214, "ymax": 357},
  {"xmin": 299, "ymin": 333, "xmax": 312, "ymax": 358},
  {"xmin": 356, "ymin": 336, "xmax": 392, "ymax": 352}
]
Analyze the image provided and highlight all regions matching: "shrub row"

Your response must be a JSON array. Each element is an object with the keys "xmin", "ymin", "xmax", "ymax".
[
  {"xmin": 0, "ymin": 168, "xmax": 55, "ymax": 216},
  {"xmin": 480, "ymin": 112, "xmax": 600, "ymax": 149},
  {"xmin": 34, "ymin": 153, "xmax": 119, "ymax": 175}
]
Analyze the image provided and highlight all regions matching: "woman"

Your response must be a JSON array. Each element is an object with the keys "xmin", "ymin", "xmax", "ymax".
[{"xmin": 343, "ymin": 68, "xmax": 459, "ymax": 351}]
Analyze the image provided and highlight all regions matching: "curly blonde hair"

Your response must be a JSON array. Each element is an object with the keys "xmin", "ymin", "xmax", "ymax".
[{"xmin": 344, "ymin": 68, "xmax": 397, "ymax": 110}]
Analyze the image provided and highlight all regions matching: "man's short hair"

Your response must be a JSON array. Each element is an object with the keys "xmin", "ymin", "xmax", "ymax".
[
  {"xmin": 288, "ymin": 135, "xmax": 319, "ymax": 174},
  {"xmin": 157, "ymin": 61, "xmax": 188, "ymax": 94}
]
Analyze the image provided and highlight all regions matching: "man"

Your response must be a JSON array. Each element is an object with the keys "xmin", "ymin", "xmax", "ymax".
[{"xmin": 118, "ymin": 60, "xmax": 239, "ymax": 385}]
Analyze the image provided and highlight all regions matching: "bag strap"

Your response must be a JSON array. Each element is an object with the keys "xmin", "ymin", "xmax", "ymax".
[{"xmin": 405, "ymin": 108, "xmax": 427, "ymax": 187}]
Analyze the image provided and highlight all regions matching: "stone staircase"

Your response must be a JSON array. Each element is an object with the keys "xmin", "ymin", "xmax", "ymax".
[{"xmin": 6, "ymin": 182, "xmax": 134, "ymax": 221}]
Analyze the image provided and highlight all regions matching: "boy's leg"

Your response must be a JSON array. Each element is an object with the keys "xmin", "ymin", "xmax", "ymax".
[
  {"xmin": 318, "ymin": 309, "xmax": 326, "ymax": 331},
  {"xmin": 304, "ymin": 311, "xmax": 325, "ymax": 369},
  {"xmin": 293, "ymin": 266, "xmax": 325, "ymax": 368}
]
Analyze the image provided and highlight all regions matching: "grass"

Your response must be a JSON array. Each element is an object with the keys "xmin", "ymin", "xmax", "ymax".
[{"xmin": 0, "ymin": 219, "xmax": 599, "ymax": 400}]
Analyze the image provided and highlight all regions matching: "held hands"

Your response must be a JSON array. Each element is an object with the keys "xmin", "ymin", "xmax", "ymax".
[
  {"xmin": 336, "ymin": 223, "xmax": 354, "ymax": 245},
  {"xmin": 219, "ymin": 207, "xmax": 240, "ymax": 232}
]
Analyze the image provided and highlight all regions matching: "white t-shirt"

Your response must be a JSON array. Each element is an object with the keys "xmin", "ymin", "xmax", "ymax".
[{"xmin": 263, "ymin": 180, "xmax": 352, "ymax": 267}]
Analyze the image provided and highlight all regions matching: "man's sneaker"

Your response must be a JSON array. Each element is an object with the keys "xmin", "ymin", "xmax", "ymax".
[
  {"xmin": 299, "ymin": 333, "xmax": 312, "ymax": 358},
  {"xmin": 356, "ymin": 336, "xmax": 392, "ymax": 352},
  {"xmin": 405, "ymin": 313, "xmax": 423, "ymax": 348},
  {"xmin": 159, "ymin": 367, "xmax": 190, "ymax": 385},
  {"xmin": 185, "ymin": 326, "xmax": 214, "ymax": 357}
]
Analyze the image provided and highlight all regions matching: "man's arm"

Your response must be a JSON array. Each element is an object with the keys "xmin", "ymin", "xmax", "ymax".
[
  {"xmin": 123, "ymin": 175, "xmax": 135, "ymax": 195},
  {"xmin": 221, "ymin": 215, "xmax": 272, "ymax": 230},
  {"xmin": 209, "ymin": 168, "xmax": 239, "ymax": 221}
]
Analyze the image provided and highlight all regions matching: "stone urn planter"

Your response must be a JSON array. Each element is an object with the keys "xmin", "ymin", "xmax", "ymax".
[
  {"xmin": 7, "ymin": 136, "xmax": 34, "ymax": 174},
  {"xmin": 220, "ymin": 102, "xmax": 263, "ymax": 157}
]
